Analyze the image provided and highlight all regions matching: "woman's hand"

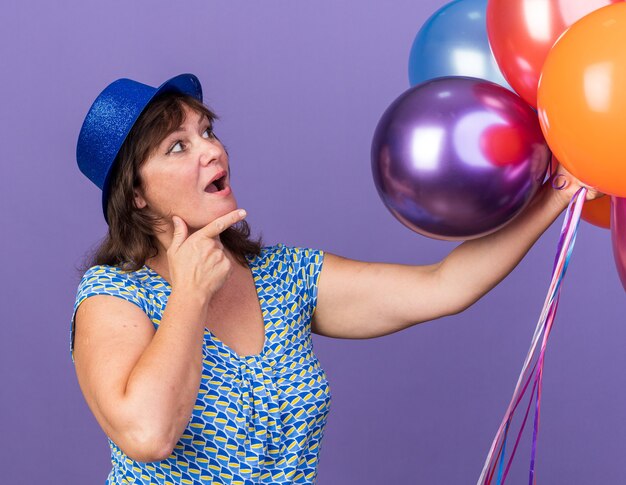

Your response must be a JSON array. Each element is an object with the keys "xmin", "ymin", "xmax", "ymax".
[
  {"xmin": 166, "ymin": 209, "xmax": 247, "ymax": 302},
  {"xmin": 549, "ymin": 163, "xmax": 605, "ymax": 206}
]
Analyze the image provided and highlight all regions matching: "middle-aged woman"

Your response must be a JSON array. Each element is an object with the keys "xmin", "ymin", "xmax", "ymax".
[{"xmin": 71, "ymin": 73, "xmax": 601, "ymax": 484}]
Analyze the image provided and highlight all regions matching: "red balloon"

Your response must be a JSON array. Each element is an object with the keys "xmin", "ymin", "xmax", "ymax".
[{"xmin": 487, "ymin": 0, "xmax": 623, "ymax": 107}]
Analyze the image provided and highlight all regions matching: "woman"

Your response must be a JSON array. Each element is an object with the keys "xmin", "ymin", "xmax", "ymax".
[{"xmin": 72, "ymin": 73, "xmax": 600, "ymax": 484}]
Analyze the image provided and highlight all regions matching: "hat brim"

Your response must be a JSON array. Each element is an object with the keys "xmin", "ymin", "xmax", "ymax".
[{"xmin": 101, "ymin": 73, "xmax": 203, "ymax": 223}]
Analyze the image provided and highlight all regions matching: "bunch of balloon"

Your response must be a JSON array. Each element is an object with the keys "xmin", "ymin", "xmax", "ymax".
[
  {"xmin": 383, "ymin": 1, "xmax": 626, "ymax": 483},
  {"xmin": 487, "ymin": 0, "xmax": 624, "ymax": 231},
  {"xmin": 537, "ymin": 2, "xmax": 626, "ymax": 291},
  {"xmin": 372, "ymin": 0, "xmax": 550, "ymax": 242},
  {"xmin": 475, "ymin": 4, "xmax": 626, "ymax": 485}
]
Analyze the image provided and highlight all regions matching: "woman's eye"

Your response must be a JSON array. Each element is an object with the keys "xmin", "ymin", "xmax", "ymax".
[
  {"xmin": 169, "ymin": 141, "xmax": 184, "ymax": 154},
  {"xmin": 202, "ymin": 127, "xmax": 215, "ymax": 139}
]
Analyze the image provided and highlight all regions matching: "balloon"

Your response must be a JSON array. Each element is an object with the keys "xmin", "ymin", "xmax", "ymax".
[
  {"xmin": 408, "ymin": 0, "xmax": 511, "ymax": 90},
  {"xmin": 487, "ymin": 0, "xmax": 622, "ymax": 107},
  {"xmin": 611, "ymin": 197, "xmax": 626, "ymax": 292},
  {"xmin": 583, "ymin": 196, "xmax": 611, "ymax": 229},
  {"xmin": 371, "ymin": 77, "xmax": 550, "ymax": 240},
  {"xmin": 537, "ymin": 3, "xmax": 626, "ymax": 198}
]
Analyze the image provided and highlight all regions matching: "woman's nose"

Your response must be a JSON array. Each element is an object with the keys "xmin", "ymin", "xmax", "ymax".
[{"xmin": 199, "ymin": 141, "xmax": 220, "ymax": 166}]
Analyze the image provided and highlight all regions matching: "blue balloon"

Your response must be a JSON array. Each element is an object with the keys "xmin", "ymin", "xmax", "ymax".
[{"xmin": 408, "ymin": 0, "xmax": 511, "ymax": 90}]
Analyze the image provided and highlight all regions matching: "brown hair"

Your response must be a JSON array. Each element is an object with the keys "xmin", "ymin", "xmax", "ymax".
[{"xmin": 78, "ymin": 92, "xmax": 262, "ymax": 275}]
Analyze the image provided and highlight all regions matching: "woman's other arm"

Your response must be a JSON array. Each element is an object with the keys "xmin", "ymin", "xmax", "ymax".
[
  {"xmin": 74, "ymin": 290, "xmax": 208, "ymax": 462},
  {"xmin": 73, "ymin": 209, "xmax": 246, "ymax": 462}
]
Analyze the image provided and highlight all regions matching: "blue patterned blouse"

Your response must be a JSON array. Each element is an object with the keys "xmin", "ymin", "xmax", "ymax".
[{"xmin": 70, "ymin": 244, "xmax": 331, "ymax": 484}]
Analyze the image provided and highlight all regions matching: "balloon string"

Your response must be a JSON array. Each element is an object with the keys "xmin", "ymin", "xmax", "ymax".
[
  {"xmin": 480, "ymin": 227, "xmax": 571, "ymax": 483},
  {"xmin": 487, "ymin": 357, "xmax": 540, "ymax": 485},
  {"xmin": 501, "ymin": 365, "xmax": 541, "ymax": 482},
  {"xmin": 477, "ymin": 187, "xmax": 587, "ymax": 484},
  {"xmin": 495, "ymin": 424, "xmax": 508, "ymax": 485},
  {"xmin": 478, "ymin": 264, "xmax": 560, "ymax": 482},
  {"xmin": 478, "ymin": 297, "xmax": 551, "ymax": 484},
  {"xmin": 527, "ymin": 189, "xmax": 586, "ymax": 483},
  {"xmin": 498, "ymin": 306, "xmax": 556, "ymax": 483}
]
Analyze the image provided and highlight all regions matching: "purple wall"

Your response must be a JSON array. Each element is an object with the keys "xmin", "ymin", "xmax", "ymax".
[{"xmin": 1, "ymin": 1, "xmax": 624, "ymax": 483}]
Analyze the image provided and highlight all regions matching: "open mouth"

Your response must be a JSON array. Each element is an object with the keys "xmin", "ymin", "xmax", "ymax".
[{"xmin": 205, "ymin": 172, "xmax": 228, "ymax": 193}]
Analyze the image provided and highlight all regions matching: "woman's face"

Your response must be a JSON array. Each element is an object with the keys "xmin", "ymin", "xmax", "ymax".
[{"xmin": 134, "ymin": 104, "xmax": 238, "ymax": 231}]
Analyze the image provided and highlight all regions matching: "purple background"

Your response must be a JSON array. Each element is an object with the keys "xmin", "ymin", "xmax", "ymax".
[{"xmin": 1, "ymin": 1, "xmax": 625, "ymax": 483}]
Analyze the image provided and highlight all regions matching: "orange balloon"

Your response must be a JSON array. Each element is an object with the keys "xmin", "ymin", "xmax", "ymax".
[
  {"xmin": 537, "ymin": 3, "xmax": 626, "ymax": 198},
  {"xmin": 487, "ymin": 0, "xmax": 621, "ymax": 107},
  {"xmin": 582, "ymin": 196, "xmax": 611, "ymax": 229}
]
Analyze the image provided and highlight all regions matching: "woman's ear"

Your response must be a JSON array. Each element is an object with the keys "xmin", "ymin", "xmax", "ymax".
[{"xmin": 133, "ymin": 188, "xmax": 147, "ymax": 209}]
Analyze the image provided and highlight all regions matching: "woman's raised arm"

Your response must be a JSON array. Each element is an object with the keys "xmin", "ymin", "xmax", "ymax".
[{"xmin": 312, "ymin": 166, "xmax": 602, "ymax": 339}]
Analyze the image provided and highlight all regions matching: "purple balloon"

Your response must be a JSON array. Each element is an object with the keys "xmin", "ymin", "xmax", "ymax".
[
  {"xmin": 611, "ymin": 196, "xmax": 626, "ymax": 292},
  {"xmin": 371, "ymin": 77, "xmax": 550, "ymax": 240}
]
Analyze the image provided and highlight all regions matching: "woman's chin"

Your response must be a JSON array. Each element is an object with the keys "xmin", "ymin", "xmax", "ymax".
[{"xmin": 192, "ymin": 205, "xmax": 241, "ymax": 230}]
